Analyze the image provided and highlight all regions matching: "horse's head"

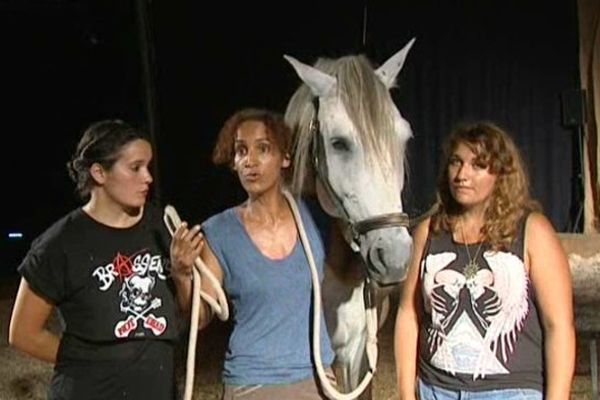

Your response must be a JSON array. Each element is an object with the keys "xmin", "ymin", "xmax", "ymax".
[{"xmin": 284, "ymin": 39, "xmax": 415, "ymax": 286}]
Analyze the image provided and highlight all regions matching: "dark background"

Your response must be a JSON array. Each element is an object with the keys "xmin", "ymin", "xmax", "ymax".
[{"xmin": 0, "ymin": 1, "xmax": 582, "ymax": 273}]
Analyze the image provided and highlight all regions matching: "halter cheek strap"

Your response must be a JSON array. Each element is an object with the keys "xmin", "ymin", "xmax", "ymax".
[{"xmin": 309, "ymin": 102, "xmax": 361, "ymax": 251}]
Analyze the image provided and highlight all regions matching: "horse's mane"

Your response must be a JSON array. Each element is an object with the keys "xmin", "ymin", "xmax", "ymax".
[{"xmin": 284, "ymin": 54, "xmax": 405, "ymax": 195}]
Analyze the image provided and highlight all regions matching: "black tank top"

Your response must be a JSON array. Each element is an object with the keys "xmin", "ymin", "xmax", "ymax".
[{"xmin": 418, "ymin": 215, "xmax": 544, "ymax": 392}]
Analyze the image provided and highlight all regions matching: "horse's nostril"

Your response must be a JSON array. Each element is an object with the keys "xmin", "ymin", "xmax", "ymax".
[
  {"xmin": 376, "ymin": 247, "xmax": 385, "ymax": 267},
  {"xmin": 376, "ymin": 246, "xmax": 385, "ymax": 259},
  {"xmin": 367, "ymin": 246, "xmax": 386, "ymax": 272}
]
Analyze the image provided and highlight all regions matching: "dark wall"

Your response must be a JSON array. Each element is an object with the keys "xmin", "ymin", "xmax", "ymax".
[
  {"xmin": 149, "ymin": 3, "xmax": 369, "ymax": 222},
  {"xmin": 150, "ymin": 1, "xmax": 579, "ymax": 231},
  {"xmin": 0, "ymin": 1, "xmax": 145, "ymax": 270},
  {"xmin": 367, "ymin": 2, "xmax": 580, "ymax": 228},
  {"xmin": 0, "ymin": 1, "xmax": 580, "ymax": 271}
]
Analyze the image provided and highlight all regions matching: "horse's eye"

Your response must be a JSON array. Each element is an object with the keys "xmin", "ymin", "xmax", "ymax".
[{"xmin": 330, "ymin": 137, "xmax": 351, "ymax": 152}]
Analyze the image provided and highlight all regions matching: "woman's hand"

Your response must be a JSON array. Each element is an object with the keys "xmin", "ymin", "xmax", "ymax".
[
  {"xmin": 169, "ymin": 222, "xmax": 203, "ymax": 315},
  {"xmin": 170, "ymin": 222, "xmax": 204, "ymax": 282}
]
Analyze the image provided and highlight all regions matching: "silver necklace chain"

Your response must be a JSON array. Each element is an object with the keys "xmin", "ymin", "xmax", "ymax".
[{"xmin": 460, "ymin": 224, "xmax": 484, "ymax": 279}]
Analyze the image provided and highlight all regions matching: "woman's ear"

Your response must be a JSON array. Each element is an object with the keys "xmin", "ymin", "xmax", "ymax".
[
  {"xmin": 89, "ymin": 163, "xmax": 105, "ymax": 185},
  {"xmin": 282, "ymin": 152, "xmax": 291, "ymax": 169}
]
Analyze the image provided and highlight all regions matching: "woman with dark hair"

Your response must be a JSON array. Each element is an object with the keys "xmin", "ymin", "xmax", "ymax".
[
  {"xmin": 171, "ymin": 108, "xmax": 335, "ymax": 399},
  {"xmin": 9, "ymin": 119, "xmax": 200, "ymax": 399},
  {"xmin": 395, "ymin": 121, "xmax": 575, "ymax": 399}
]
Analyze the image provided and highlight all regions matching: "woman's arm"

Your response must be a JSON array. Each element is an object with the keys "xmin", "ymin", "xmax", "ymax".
[
  {"xmin": 9, "ymin": 279, "xmax": 60, "ymax": 363},
  {"xmin": 170, "ymin": 221, "xmax": 225, "ymax": 329},
  {"xmin": 395, "ymin": 219, "xmax": 429, "ymax": 400},
  {"xmin": 526, "ymin": 212, "xmax": 575, "ymax": 400}
]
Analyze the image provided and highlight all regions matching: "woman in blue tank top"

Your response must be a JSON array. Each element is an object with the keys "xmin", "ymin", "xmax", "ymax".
[
  {"xmin": 171, "ymin": 108, "xmax": 335, "ymax": 399},
  {"xmin": 394, "ymin": 121, "xmax": 575, "ymax": 400}
]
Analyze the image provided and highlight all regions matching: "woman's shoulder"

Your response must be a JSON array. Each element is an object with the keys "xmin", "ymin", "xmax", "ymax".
[
  {"xmin": 139, "ymin": 200, "xmax": 165, "ymax": 229},
  {"xmin": 524, "ymin": 211, "xmax": 555, "ymax": 235},
  {"xmin": 29, "ymin": 208, "xmax": 87, "ymax": 252},
  {"xmin": 142, "ymin": 200, "xmax": 164, "ymax": 220},
  {"xmin": 413, "ymin": 217, "xmax": 432, "ymax": 242},
  {"xmin": 295, "ymin": 196, "xmax": 320, "ymax": 222},
  {"xmin": 523, "ymin": 211, "xmax": 561, "ymax": 251},
  {"xmin": 202, "ymin": 207, "xmax": 237, "ymax": 232}
]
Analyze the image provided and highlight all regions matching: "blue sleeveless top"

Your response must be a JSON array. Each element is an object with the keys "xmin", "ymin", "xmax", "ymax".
[{"xmin": 202, "ymin": 199, "xmax": 335, "ymax": 385}]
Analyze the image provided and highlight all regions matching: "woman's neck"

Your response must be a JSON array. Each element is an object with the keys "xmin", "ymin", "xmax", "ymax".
[
  {"xmin": 456, "ymin": 208, "xmax": 486, "ymax": 243},
  {"xmin": 83, "ymin": 195, "xmax": 143, "ymax": 228},
  {"xmin": 242, "ymin": 188, "xmax": 289, "ymax": 226}
]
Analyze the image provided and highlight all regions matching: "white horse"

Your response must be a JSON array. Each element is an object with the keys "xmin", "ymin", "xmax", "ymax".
[{"xmin": 283, "ymin": 39, "xmax": 416, "ymax": 398}]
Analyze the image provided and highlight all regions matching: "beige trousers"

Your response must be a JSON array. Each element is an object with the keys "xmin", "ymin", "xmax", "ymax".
[{"xmin": 222, "ymin": 370, "xmax": 337, "ymax": 400}]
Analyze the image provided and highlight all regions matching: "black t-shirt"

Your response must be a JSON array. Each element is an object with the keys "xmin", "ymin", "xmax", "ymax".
[{"xmin": 18, "ymin": 203, "xmax": 181, "ymax": 399}]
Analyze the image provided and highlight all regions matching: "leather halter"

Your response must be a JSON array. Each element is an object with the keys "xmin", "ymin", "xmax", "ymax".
[{"xmin": 309, "ymin": 97, "xmax": 412, "ymax": 251}]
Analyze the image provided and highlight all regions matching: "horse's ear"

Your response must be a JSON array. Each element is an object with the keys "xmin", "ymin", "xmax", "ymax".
[
  {"xmin": 375, "ymin": 37, "xmax": 416, "ymax": 89},
  {"xmin": 283, "ymin": 55, "xmax": 337, "ymax": 97}
]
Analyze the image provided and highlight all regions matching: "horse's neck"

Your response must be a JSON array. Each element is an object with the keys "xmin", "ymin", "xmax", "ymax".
[{"xmin": 326, "ymin": 221, "xmax": 364, "ymax": 287}]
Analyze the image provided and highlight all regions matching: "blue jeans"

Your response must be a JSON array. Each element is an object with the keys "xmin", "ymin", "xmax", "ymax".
[{"xmin": 418, "ymin": 378, "xmax": 543, "ymax": 399}]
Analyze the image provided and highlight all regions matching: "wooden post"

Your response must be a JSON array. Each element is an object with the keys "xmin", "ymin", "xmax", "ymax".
[{"xmin": 134, "ymin": 0, "xmax": 162, "ymax": 201}]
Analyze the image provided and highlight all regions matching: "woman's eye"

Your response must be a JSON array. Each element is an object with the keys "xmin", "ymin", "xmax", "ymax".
[
  {"xmin": 330, "ymin": 137, "xmax": 351, "ymax": 152},
  {"xmin": 235, "ymin": 147, "xmax": 246, "ymax": 156},
  {"xmin": 473, "ymin": 160, "xmax": 488, "ymax": 170}
]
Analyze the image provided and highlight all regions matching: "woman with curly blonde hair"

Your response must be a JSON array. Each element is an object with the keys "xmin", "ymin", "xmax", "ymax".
[
  {"xmin": 395, "ymin": 121, "xmax": 575, "ymax": 400},
  {"xmin": 432, "ymin": 121, "xmax": 540, "ymax": 250}
]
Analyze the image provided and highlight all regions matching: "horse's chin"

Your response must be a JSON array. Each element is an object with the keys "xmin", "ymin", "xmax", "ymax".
[
  {"xmin": 365, "ymin": 263, "xmax": 406, "ymax": 286},
  {"xmin": 362, "ymin": 228, "xmax": 412, "ymax": 286},
  {"xmin": 367, "ymin": 273, "xmax": 404, "ymax": 288}
]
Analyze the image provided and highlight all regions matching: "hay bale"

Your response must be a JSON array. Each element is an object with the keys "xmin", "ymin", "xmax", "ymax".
[{"xmin": 559, "ymin": 234, "xmax": 600, "ymax": 333}]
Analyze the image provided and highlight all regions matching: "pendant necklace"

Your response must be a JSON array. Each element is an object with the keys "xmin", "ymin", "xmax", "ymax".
[{"xmin": 460, "ymin": 224, "xmax": 484, "ymax": 280}]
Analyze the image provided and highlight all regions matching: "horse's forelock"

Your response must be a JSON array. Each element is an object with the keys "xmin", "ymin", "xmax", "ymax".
[{"xmin": 338, "ymin": 56, "xmax": 402, "ymax": 167}]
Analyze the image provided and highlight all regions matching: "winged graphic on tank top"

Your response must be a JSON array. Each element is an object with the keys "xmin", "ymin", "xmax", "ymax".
[{"xmin": 421, "ymin": 250, "xmax": 529, "ymax": 379}]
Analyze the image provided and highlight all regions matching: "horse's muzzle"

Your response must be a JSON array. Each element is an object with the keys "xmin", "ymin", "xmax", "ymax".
[{"xmin": 364, "ymin": 229, "xmax": 412, "ymax": 285}]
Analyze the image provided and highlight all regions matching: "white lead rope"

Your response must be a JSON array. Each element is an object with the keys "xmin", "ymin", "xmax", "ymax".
[
  {"xmin": 163, "ymin": 205, "xmax": 229, "ymax": 400},
  {"xmin": 282, "ymin": 190, "xmax": 379, "ymax": 400},
  {"xmin": 164, "ymin": 194, "xmax": 377, "ymax": 400}
]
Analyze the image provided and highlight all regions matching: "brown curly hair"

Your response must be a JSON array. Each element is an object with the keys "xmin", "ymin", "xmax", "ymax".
[
  {"xmin": 212, "ymin": 108, "xmax": 292, "ymax": 169},
  {"xmin": 431, "ymin": 121, "xmax": 540, "ymax": 250}
]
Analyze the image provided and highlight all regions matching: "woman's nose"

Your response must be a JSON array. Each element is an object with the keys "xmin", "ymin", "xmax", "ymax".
[
  {"xmin": 455, "ymin": 164, "xmax": 469, "ymax": 180},
  {"xmin": 144, "ymin": 168, "xmax": 153, "ymax": 183},
  {"xmin": 245, "ymin": 149, "xmax": 258, "ymax": 166}
]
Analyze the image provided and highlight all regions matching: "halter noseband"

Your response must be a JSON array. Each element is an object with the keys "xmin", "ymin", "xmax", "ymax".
[{"xmin": 309, "ymin": 97, "xmax": 411, "ymax": 251}]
